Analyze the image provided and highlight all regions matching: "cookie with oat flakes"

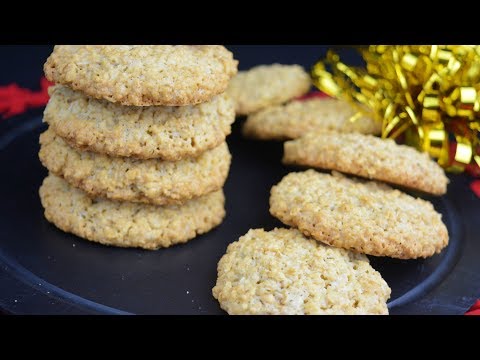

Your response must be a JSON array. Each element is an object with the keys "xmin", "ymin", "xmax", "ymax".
[
  {"xmin": 269, "ymin": 170, "xmax": 449, "ymax": 259},
  {"xmin": 39, "ymin": 174, "xmax": 225, "ymax": 250},
  {"xmin": 212, "ymin": 228, "xmax": 391, "ymax": 315},
  {"xmin": 44, "ymin": 45, "xmax": 238, "ymax": 106},
  {"xmin": 39, "ymin": 128, "xmax": 231, "ymax": 206},
  {"xmin": 44, "ymin": 86, "xmax": 234, "ymax": 161},
  {"xmin": 283, "ymin": 130, "xmax": 448, "ymax": 195},
  {"xmin": 226, "ymin": 64, "xmax": 311, "ymax": 115},
  {"xmin": 243, "ymin": 97, "xmax": 381, "ymax": 140}
]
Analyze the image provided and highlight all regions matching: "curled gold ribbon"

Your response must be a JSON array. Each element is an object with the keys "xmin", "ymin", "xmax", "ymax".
[{"xmin": 311, "ymin": 45, "xmax": 480, "ymax": 172}]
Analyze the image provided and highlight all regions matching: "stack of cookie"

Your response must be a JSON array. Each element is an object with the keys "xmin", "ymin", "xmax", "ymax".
[{"xmin": 38, "ymin": 45, "xmax": 238, "ymax": 249}]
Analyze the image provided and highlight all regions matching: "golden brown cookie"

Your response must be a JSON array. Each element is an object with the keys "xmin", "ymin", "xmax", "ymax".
[
  {"xmin": 39, "ymin": 174, "xmax": 225, "ymax": 250},
  {"xmin": 243, "ymin": 98, "xmax": 381, "ymax": 140},
  {"xmin": 212, "ymin": 228, "xmax": 391, "ymax": 315},
  {"xmin": 283, "ymin": 131, "xmax": 448, "ymax": 195},
  {"xmin": 39, "ymin": 128, "xmax": 231, "ymax": 205},
  {"xmin": 269, "ymin": 170, "xmax": 449, "ymax": 259},
  {"xmin": 226, "ymin": 64, "xmax": 311, "ymax": 115},
  {"xmin": 44, "ymin": 86, "xmax": 235, "ymax": 161},
  {"xmin": 44, "ymin": 45, "xmax": 238, "ymax": 106}
]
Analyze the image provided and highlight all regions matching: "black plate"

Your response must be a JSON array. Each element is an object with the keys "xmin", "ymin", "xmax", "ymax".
[{"xmin": 0, "ymin": 115, "xmax": 479, "ymax": 315}]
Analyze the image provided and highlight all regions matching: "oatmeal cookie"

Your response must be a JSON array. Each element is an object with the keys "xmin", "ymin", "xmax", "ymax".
[
  {"xmin": 269, "ymin": 170, "xmax": 449, "ymax": 259},
  {"xmin": 44, "ymin": 45, "xmax": 238, "ymax": 106},
  {"xmin": 283, "ymin": 131, "xmax": 448, "ymax": 195},
  {"xmin": 39, "ymin": 128, "xmax": 231, "ymax": 205},
  {"xmin": 243, "ymin": 98, "xmax": 381, "ymax": 140},
  {"xmin": 44, "ymin": 86, "xmax": 234, "ymax": 160},
  {"xmin": 212, "ymin": 228, "xmax": 391, "ymax": 315},
  {"xmin": 226, "ymin": 64, "xmax": 311, "ymax": 115},
  {"xmin": 39, "ymin": 174, "xmax": 225, "ymax": 249}
]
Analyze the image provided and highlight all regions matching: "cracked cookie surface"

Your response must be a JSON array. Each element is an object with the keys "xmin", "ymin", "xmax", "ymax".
[{"xmin": 212, "ymin": 228, "xmax": 391, "ymax": 315}]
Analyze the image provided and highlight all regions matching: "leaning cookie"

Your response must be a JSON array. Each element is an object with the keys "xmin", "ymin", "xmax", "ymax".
[
  {"xmin": 44, "ymin": 86, "xmax": 235, "ymax": 161},
  {"xmin": 270, "ymin": 170, "xmax": 449, "ymax": 259},
  {"xmin": 212, "ymin": 228, "xmax": 391, "ymax": 315},
  {"xmin": 226, "ymin": 64, "xmax": 311, "ymax": 115},
  {"xmin": 39, "ymin": 174, "xmax": 225, "ymax": 250},
  {"xmin": 243, "ymin": 98, "xmax": 381, "ymax": 140},
  {"xmin": 44, "ymin": 45, "xmax": 238, "ymax": 106},
  {"xmin": 39, "ymin": 129, "xmax": 231, "ymax": 205},
  {"xmin": 283, "ymin": 131, "xmax": 448, "ymax": 195}
]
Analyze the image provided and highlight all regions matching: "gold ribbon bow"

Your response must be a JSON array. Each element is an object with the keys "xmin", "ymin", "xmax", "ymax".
[{"xmin": 312, "ymin": 45, "xmax": 480, "ymax": 172}]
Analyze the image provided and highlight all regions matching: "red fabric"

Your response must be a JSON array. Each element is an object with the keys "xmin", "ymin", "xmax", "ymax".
[
  {"xmin": 448, "ymin": 143, "xmax": 480, "ymax": 200},
  {"xmin": 470, "ymin": 181, "xmax": 480, "ymax": 198},
  {"xmin": 0, "ymin": 77, "xmax": 52, "ymax": 118},
  {"xmin": 296, "ymin": 91, "xmax": 330, "ymax": 101},
  {"xmin": 466, "ymin": 163, "xmax": 480, "ymax": 178},
  {"xmin": 465, "ymin": 300, "xmax": 480, "ymax": 315},
  {"xmin": 448, "ymin": 143, "xmax": 480, "ymax": 178}
]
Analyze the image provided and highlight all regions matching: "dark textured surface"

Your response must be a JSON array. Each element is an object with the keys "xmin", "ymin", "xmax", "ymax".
[{"xmin": 0, "ymin": 46, "xmax": 478, "ymax": 315}]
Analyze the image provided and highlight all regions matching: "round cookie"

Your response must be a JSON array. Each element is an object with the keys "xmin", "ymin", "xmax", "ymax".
[
  {"xmin": 283, "ymin": 130, "xmax": 448, "ymax": 195},
  {"xmin": 44, "ymin": 86, "xmax": 235, "ymax": 161},
  {"xmin": 44, "ymin": 45, "xmax": 238, "ymax": 106},
  {"xmin": 226, "ymin": 64, "xmax": 311, "ymax": 115},
  {"xmin": 269, "ymin": 170, "xmax": 449, "ymax": 259},
  {"xmin": 243, "ymin": 97, "xmax": 381, "ymax": 140},
  {"xmin": 39, "ymin": 174, "xmax": 225, "ymax": 250},
  {"xmin": 212, "ymin": 228, "xmax": 391, "ymax": 315},
  {"xmin": 39, "ymin": 128, "xmax": 231, "ymax": 205}
]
